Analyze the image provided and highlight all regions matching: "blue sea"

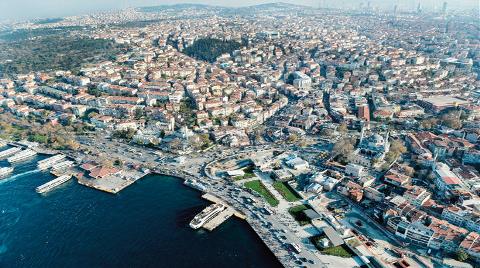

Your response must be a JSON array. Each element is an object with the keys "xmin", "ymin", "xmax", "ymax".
[{"xmin": 0, "ymin": 152, "xmax": 281, "ymax": 268}]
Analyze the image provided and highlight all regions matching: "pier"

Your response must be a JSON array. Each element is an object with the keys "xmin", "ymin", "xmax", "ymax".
[
  {"xmin": 195, "ymin": 193, "xmax": 246, "ymax": 231},
  {"xmin": 77, "ymin": 169, "xmax": 148, "ymax": 194},
  {"xmin": 202, "ymin": 207, "xmax": 235, "ymax": 231}
]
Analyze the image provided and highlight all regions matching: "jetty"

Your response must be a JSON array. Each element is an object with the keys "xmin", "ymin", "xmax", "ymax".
[
  {"xmin": 202, "ymin": 207, "xmax": 236, "ymax": 231},
  {"xmin": 77, "ymin": 169, "xmax": 148, "ymax": 194}
]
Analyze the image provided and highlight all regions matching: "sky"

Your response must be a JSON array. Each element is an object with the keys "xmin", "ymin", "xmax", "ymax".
[{"xmin": 0, "ymin": 0, "xmax": 478, "ymax": 21}]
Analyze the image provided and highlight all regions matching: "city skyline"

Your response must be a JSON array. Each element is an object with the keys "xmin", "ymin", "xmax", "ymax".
[{"xmin": 1, "ymin": 0, "xmax": 479, "ymax": 21}]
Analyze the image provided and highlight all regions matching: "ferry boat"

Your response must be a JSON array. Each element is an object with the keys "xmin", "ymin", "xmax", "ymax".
[
  {"xmin": 184, "ymin": 178, "xmax": 207, "ymax": 192},
  {"xmin": 0, "ymin": 167, "xmax": 14, "ymax": 178},
  {"xmin": 189, "ymin": 203, "xmax": 226, "ymax": 229},
  {"xmin": 36, "ymin": 175, "xmax": 72, "ymax": 194},
  {"xmin": 0, "ymin": 147, "xmax": 22, "ymax": 159},
  {"xmin": 37, "ymin": 154, "xmax": 66, "ymax": 170},
  {"xmin": 7, "ymin": 149, "xmax": 37, "ymax": 163},
  {"xmin": 51, "ymin": 160, "xmax": 75, "ymax": 171}
]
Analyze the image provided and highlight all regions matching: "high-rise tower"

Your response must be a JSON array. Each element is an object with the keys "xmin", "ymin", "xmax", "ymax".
[{"xmin": 442, "ymin": 2, "xmax": 448, "ymax": 16}]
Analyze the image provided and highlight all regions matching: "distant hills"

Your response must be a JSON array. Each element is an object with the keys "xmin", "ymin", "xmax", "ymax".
[{"xmin": 138, "ymin": 2, "xmax": 309, "ymax": 13}]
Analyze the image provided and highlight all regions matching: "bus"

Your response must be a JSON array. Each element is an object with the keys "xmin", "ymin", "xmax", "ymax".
[{"xmin": 290, "ymin": 243, "xmax": 302, "ymax": 254}]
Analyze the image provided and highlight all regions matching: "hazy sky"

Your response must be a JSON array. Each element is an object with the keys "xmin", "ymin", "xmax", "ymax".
[{"xmin": 1, "ymin": 0, "xmax": 478, "ymax": 21}]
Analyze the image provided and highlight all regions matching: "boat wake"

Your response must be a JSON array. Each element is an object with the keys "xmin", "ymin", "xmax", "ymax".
[{"xmin": 0, "ymin": 169, "xmax": 41, "ymax": 185}]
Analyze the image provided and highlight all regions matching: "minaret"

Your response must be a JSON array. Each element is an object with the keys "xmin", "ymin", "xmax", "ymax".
[
  {"xmin": 384, "ymin": 131, "xmax": 390, "ymax": 151},
  {"xmin": 359, "ymin": 122, "xmax": 365, "ymax": 145}
]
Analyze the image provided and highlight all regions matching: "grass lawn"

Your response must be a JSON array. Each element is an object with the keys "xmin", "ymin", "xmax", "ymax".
[
  {"xmin": 230, "ymin": 165, "xmax": 257, "ymax": 181},
  {"xmin": 320, "ymin": 245, "xmax": 353, "ymax": 258},
  {"xmin": 232, "ymin": 172, "xmax": 256, "ymax": 181},
  {"xmin": 288, "ymin": 204, "xmax": 311, "ymax": 226},
  {"xmin": 273, "ymin": 181, "xmax": 300, "ymax": 202},
  {"xmin": 244, "ymin": 180, "xmax": 279, "ymax": 207}
]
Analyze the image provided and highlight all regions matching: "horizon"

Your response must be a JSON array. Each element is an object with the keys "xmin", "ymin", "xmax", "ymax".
[{"xmin": 1, "ymin": 0, "xmax": 479, "ymax": 22}]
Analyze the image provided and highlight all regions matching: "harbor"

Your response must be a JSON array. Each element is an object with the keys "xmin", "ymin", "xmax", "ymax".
[
  {"xmin": 0, "ymin": 140, "xmax": 294, "ymax": 267},
  {"xmin": 0, "ymin": 169, "xmax": 281, "ymax": 267},
  {"xmin": 0, "ymin": 140, "xmax": 299, "ymax": 267}
]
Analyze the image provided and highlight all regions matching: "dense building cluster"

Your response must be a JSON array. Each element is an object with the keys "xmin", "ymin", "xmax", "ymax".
[{"xmin": 0, "ymin": 3, "xmax": 479, "ymax": 266}]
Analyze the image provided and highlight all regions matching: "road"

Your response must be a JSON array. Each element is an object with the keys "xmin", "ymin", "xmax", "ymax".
[{"xmin": 72, "ymin": 131, "xmax": 335, "ymax": 267}]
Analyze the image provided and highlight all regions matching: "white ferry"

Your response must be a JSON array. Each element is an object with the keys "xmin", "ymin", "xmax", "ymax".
[
  {"xmin": 7, "ymin": 149, "xmax": 37, "ymax": 163},
  {"xmin": 0, "ymin": 147, "xmax": 22, "ymax": 159},
  {"xmin": 37, "ymin": 154, "xmax": 66, "ymax": 170},
  {"xmin": 0, "ymin": 167, "xmax": 14, "ymax": 178},
  {"xmin": 51, "ymin": 160, "xmax": 75, "ymax": 171},
  {"xmin": 189, "ymin": 203, "xmax": 226, "ymax": 229},
  {"xmin": 36, "ymin": 175, "xmax": 72, "ymax": 194}
]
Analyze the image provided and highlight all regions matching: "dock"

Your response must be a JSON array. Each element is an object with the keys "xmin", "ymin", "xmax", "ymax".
[
  {"xmin": 195, "ymin": 193, "xmax": 246, "ymax": 231},
  {"xmin": 202, "ymin": 207, "xmax": 235, "ymax": 231},
  {"xmin": 76, "ymin": 169, "xmax": 149, "ymax": 194}
]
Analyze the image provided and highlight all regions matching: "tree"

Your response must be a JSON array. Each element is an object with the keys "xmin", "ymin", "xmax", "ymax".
[
  {"xmin": 287, "ymin": 133, "xmax": 298, "ymax": 143},
  {"xmin": 385, "ymin": 139, "xmax": 407, "ymax": 163},
  {"xmin": 320, "ymin": 128, "xmax": 334, "ymax": 137},
  {"xmin": 337, "ymin": 123, "xmax": 348, "ymax": 133},
  {"xmin": 134, "ymin": 108, "xmax": 144, "ymax": 120},
  {"xmin": 455, "ymin": 249, "xmax": 469, "ymax": 262},
  {"xmin": 441, "ymin": 110, "xmax": 462, "ymax": 129},
  {"xmin": 420, "ymin": 118, "xmax": 438, "ymax": 130},
  {"xmin": 87, "ymin": 87, "xmax": 102, "ymax": 97},
  {"xmin": 113, "ymin": 128, "xmax": 136, "ymax": 140},
  {"xmin": 183, "ymin": 38, "xmax": 241, "ymax": 63},
  {"xmin": 169, "ymin": 138, "xmax": 182, "ymax": 150},
  {"xmin": 99, "ymin": 158, "xmax": 113, "ymax": 168},
  {"xmin": 403, "ymin": 166, "xmax": 415, "ymax": 177},
  {"xmin": 114, "ymin": 159, "xmax": 123, "ymax": 167},
  {"xmin": 332, "ymin": 137, "xmax": 355, "ymax": 159}
]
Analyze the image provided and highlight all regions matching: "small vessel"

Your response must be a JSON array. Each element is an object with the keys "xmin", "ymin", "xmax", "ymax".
[
  {"xmin": 184, "ymin": 178, "xmax": 207, "ymax": 192},
  {"xmin": 290, "ymin": 243, "xmax": 302, "ymax": 253},
  {"xmin": 0, "ymin": 167, "xmax": 14, "ymax": 178},
  {"xmin": 189, "ymin": 203, "xmax": 226, "ymax": 229},
  {"xmin": 36, "ymin": 175, "xmax": 72, "ymax": 194},
  {"xmin": 7, "ymin": 149, "xmax": 37, "ymax": 163}
]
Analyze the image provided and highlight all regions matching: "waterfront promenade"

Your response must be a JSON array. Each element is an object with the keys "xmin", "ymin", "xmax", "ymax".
[{"xmin": 6, "ymin": 138, "xmax": 325, "ymax": 267}]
